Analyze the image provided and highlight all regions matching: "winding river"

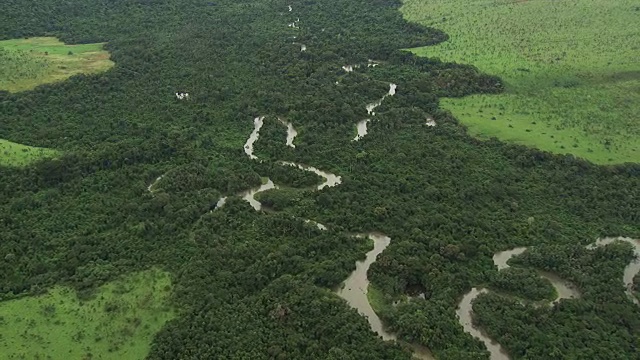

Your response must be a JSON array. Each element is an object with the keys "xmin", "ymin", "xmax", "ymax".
[
  {"xmin": 278, "ymin": 118, "xmax": 298, "ymax": 148},
  {"xmin": 150, "ymin": 26, "xmax": 640, "ymax": 355},
  {"xmin": 238, "ymin": 112, "xmax": 432, "ymax": 358},
  {"xmin": 353, "ymin": 83, "xmax": 397, "ymax": 141},
  {"xmin": 342, "ymin": 65, "xmax": 356, "ymax": 73},
  {"xmin": 458, "ymin": 238, "xmax": 640, "ymax": 360},
  {"xmin": 147, "ymin": 175, "xmax": 165, "ymax": 192},
  {"xmin": 492, "ymin": 247, "xmax": 580, "ymax": 304},
  {"xmin": 353, "ymin": 119, "xmax": 371, "ymax": 141},
  {"xmin": 304, "ymin": 219, "xmax": 327, "ymax": 231},
  {"xmin": 243, "ymin": 116, "xmax": 265, "ymax": 160},
  {"xmin": 280, "ymin": 161, "xmax": 342, "ymax": 190},
  {"xmin": 240, "ymin": 178, "xmax": 277, "ymax": 211},
  {"xmin": 336, "ymin": 233, "xmax": 435, "ymax": 360},
  {"xmin": 149, "ymin": 47, "xmax": 639, "ymax": 358},
  {"xmin": 224, "ymin": 114, "xmax": 340, "ymax": 211},
  {"xmin": 457, "ymin": 247, "xmax": 580, "ymax": 360},
  {"xmin": 336, "ymin": 233, "xmax": 392, "ymax": 340}
]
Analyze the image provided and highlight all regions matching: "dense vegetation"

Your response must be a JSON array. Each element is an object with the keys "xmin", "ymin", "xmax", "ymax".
[
  {"xmin": 401, "ymin": 0, "xmax": 640, "ymax": 164},
  {"xmin": 488, "ymin": 267, "xmax": 556, "ymax": 302},
  {"xmin": 475, "ymin": 243, "xmax": 640, "ymax": 359},
  {"xmin": 0, "ymin": 0, "xmax": 638, "ymax": 359}
]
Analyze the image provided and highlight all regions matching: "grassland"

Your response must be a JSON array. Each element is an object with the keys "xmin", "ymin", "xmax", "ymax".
[
  {"xmin": 0, "ymin": 268, "xmax": 175, "ymax": 359},
  {"xmin": 0, "ymin": 36, "xmax": 113, "ymax": 93},
  {"xmin": 366, "ymin": 285, "xmax": 390, "ymax": 314},
  {"xmin": 401, "ymin": 0, "xmax": 640, "ymax": 164},
  {"xmin": 0, "ymin": 138, "xmax": 57, "ymax": 166}
]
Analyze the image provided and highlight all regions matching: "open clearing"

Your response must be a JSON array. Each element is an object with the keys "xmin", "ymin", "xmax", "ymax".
[
  {"xmin": 402, "ymin": 0, "xmax": 640, "ymax": 164},
  {"xmin": 0, "ymin": 269, "xmax": 175, "ymax": 359},
  {"xmin": 0, "ymin": 36, "xmax": 113, "ymax": 93},
  {"xmin": 0, "ymin": 138, "xmax": 57, "ymax": 166}
]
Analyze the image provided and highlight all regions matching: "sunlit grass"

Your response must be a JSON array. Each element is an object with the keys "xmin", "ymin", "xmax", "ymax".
[
  {"xmin": 366, "ymin": 285, "xmax": 390, "ymax": 314},
  {"xmin": 0, "ymin": 36, "xmax": 114, "ymax": 92},
  {"xmin": 0, "ymin": 268, "xmax": 175, "ymax": 359},
  {"xmin": 0, "ymin": 138, "xmax": 58, "ymax": 166},
  {"xmin": 402, "ymin": 0, "xmax": 640, "ymax": 164}
]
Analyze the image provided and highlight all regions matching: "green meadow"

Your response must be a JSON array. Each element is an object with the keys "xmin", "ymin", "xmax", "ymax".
[
  {"xmin": 0, "ymin": 138, "xmax": 57, "ymax": 166},
  {"xmin": 0, "ymin": 36, "xmax": 114, "ymax": 93},
  {"xmin": 366, "ymin": 285, "xmax": 390, "ymax": 314},
  {"xmin": 402, "ymin": 0, "xmax": 640, "ymax": 164},
  {"xmin": 0, "ymin": 269, "xmax": 175, "ymax": 360}
]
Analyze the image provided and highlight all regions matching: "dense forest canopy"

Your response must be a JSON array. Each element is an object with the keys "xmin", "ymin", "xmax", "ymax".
[{"xmin": 0, "ymin": 0, "xmax": 638, "ymax": 359}]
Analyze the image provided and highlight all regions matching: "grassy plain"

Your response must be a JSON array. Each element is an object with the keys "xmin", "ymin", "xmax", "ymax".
[
  {"xmin": 401, "ymin": 0, "xmax": 640, "ymax": 164},
  {"xmin": 366, "ymin": 285, "xmax": 389, "ymax": 314},
  {"xmin": 0, "ymin": 269, "xmax": 175, "ymax": 360},
  {"xmin": 0, "ymin": 138, "xmax": 57, "ymax": 166},
  {"xmin": 0, "ymin": 36, "xmax": 113, "ymax": 93}
]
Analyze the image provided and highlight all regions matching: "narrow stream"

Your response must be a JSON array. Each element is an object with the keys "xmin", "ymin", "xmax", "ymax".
[
  {"xmin": 280, "ymin": 161, "xmax": 342, "ymax": 190},
  {"xmin": 353, "ymin": 119, "xmax": 371, "ymax": 141},
  {"xmin": 212, "ymin": 181, "xmax": 277, "ymax": 212},
  {"xmin": 492, "ymin": 247, "xmax": 527, "ymax": 270},
  {"xmin": 240, "ymin": 179, "xmax": 277, "ymax": 211},
  {"xmin": 342, "ymin": 65, "xmax": 356, "ymax": 73},
  {"xmin": 233, "ymin": 115, "xmax": 341, "ymax": 212},
  {"xmin": 244, "ymin": 116, "xmax": 265, "ymax": 160},
  {"xmin": 456, "ymin": 288, "xmax": 508, "ymax": 360},
  {"xmin": 288, "ymin": 18, "xmax": 300, "ymax": 28},
  {"xmin": 336, "ymin": 233, "xmax": 435, "ymax": 360},
  {"xmin": 304, "ymin": 219, "xmax": 327, "ymax": 230},
  {"xmin": 278, "ymin": 118, "xmax": 298, "ymax": 148},
  {"xmin": 336, "ymin": 233, "xmax": 391, "ymax": 340},
  {"xmin": 147, "ymin": 175, "xmax": 164, "ymax": 192},
  {"xmin": 353, "ymin": 83, "xmax": 397, "ymax": 141},
  {"xmin": 214, "ymin": 196, "xmax": 227, "ymax": 209},
  {"xmin": 493, "ymin": 248, "xmax": 581, "ymax": 302}
]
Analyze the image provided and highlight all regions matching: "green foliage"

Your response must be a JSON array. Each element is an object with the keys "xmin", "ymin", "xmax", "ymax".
[
  {"xmin": 261, "ymin": 163, "xmax": 323, "ymax": 188},
  {"xmin": 402, "ymin": 0, "xmax": 640, "ymax": 164},
  {"xmin": 255, "ymin": 188, "xmax": 306, "ymax": 211},
  {"xmin": 489, "ymin": 267, "xmax": 556, "ymax": 301},
  {"xmin": 158, "ymin": 162, "xmax": 260, "ymax": 194},
  {"xmin": 150, "ymin": 276, "xmax": 412, "ymax": 359},
  {"xmin": 472, "ymin": 243, "xmax": 640, "ymax": 359},
  {"xmin": 0, "ymin": 0, "xmax": 638, "ymax": 359}
]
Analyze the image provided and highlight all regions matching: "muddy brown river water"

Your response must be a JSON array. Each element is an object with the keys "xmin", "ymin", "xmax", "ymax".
[{"xmin": 335, "ymin": 233, "xmax": 435, "ymax": 360}]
